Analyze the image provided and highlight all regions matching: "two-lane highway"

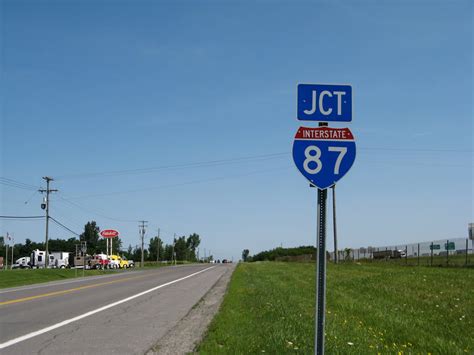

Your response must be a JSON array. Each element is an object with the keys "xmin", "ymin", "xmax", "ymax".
[{"xmin": 0, "ymin": 264, "xmax": 231, "ymax": 354}]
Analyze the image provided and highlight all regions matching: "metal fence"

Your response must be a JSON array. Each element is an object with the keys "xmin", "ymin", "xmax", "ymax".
[{"xmin": 329, "ymin": 238, "xmax": 473, "ymax": 267}]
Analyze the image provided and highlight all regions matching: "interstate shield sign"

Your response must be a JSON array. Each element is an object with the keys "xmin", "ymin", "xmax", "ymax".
[{"xmin": 292, "ymin": 126, "xmax": 356, "ymax": 190}]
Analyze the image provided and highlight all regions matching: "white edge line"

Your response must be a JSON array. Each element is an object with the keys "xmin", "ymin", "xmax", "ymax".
[{"xmin": 0, "ymin": 266, "xmax": 216, "ymax": 350}]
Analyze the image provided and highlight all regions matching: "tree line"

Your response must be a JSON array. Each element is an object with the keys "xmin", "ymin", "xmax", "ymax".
[
  {"xmin": 1, "ymin": 221, "xmax": 202, "ymax": 263},
  {"xmin": 242, "ymin": 246, "xmax": 317, "ymax": 262}
]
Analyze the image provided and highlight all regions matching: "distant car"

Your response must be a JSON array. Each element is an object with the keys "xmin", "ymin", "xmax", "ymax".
[{"xmin": 222, "ymin": 259, "xmax": 228, "ymax": 263}]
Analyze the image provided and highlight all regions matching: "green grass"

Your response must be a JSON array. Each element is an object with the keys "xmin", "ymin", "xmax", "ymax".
[
  {"xmin": 0, "ymin": 268, "xmax": 126, "ymax": 289},
  {"xmin": 198, "ymin": 262, "xmax": 473, "ymax": 354}
]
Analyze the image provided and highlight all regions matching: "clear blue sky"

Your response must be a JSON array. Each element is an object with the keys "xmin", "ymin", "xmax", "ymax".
[{"xmin": 1, "ymin": 0, "xmax": 472, "ymax": 261}]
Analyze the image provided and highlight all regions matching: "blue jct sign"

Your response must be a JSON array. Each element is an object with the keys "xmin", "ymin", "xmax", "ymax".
[
  {"xmin": 297, "ymin": 84, "xmax": 352, "ymax": 122},
  {"xmin": 292, "ymin": 127, "xmax": 356, "ymax": 189}
]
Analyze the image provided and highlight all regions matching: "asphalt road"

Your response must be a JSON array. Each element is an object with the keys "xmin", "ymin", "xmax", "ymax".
[{"xmin": 0, "ymin": 264, "xmax": 231, "ymax": 354}]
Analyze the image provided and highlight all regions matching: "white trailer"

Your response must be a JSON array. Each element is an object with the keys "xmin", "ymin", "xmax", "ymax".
[{"xmin": 50, "ymin": 252, "xmax": 70, "ymax": 268}]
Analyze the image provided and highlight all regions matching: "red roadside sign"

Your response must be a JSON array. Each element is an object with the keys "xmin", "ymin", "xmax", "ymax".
[{"xmin": 100, "ymin": 229, "xmax": 119, "ymax": 238}]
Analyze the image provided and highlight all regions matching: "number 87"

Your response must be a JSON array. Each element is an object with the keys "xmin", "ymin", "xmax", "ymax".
[{"xmin": 303, "ymin": 146, "xmax": 347, "ymax": 175}]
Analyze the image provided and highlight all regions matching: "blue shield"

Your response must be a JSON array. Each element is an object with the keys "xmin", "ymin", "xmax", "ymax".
[{"xmin": 292, "ymin": 127, "xmax": 356, "ymax": 189}]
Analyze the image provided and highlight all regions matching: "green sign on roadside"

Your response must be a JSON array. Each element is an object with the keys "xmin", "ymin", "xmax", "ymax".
[
  {"xmin": 444, "ymin": 242, "xmax": 455, "ymax": 250},
  {"xmin": 430, "ymin": 244, "xmax": 441, "ymax": 250}
]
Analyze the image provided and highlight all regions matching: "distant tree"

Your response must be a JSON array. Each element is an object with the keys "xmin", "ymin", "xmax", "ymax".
[
  {"xmin": 48, "ymin": 237, "xmax": 77, "ymax": 254},
  {"xmin": 123, "ymin": 244, "xmax": 133, "ymax": 259},
  {"xmin": 80, "ymin": 221, "xmax": 100, "ymax": 254},
  {"xmin": 344, "ymin": 248, "xmax": 352, "ymax": 261},
  {"xmin": 186, "ymin": 233, "xmax": 200, "ymax": 261},
  {"xmin": 242, "ymin": 249, "xmax": 250, "ymax": 262},
  {"xmin": 250, "ymin": 246, "xmax": 316, "ymax": 262},
  {"xmin": 148, "ymin": 236, "xmax": 164, "ymax": 261},
  {"xmin": 132, "ymin": 246, "xmax": 145, "ymax": 262},
  {"xmin": 174, "ymin": 236, "xmax": 188, "ymax": 261},
  {"xmin": 164, "ymin": 244, "xmax": 174, "ymax": 261}
]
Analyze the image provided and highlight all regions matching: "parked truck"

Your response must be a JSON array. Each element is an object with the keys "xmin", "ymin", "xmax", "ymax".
[
  {"xmin": 73, "ymin": 254, "xmax": 91, "ymax": 269},
  {"xmin": 29, "ymin": 249, "xmax": 54, "ymax": 268},
  {"xmin": 12, "ymin": 257, "xmax": 31, "ymax": 269},
  {"xmin": 29, "ymin": 250, "xmax": 70, "ymax": 268},
  {"xmin": 90, "ymin": 254, "xmax": 109, "ymax": 269},
  {"xmin": 50, "ymin": 252, "xmax": 70, "ymax": 268}
]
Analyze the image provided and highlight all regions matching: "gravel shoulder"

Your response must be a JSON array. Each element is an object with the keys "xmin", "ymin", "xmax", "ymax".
[{"xmin": 146, "ymin": 263, "xmax": 236, "ymax": 355}]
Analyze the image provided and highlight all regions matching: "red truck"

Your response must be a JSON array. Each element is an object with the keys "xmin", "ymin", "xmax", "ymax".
[{"xmin": 89, "ymin": 254, "xmax": 110, "ymax": 269}]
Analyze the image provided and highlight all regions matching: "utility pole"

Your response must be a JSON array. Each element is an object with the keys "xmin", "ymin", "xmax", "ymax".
[
  {"xmin": 5, "ymin": 232, "xmax": 9, "ymax": 271},
  {"xmin": 173, "ymin": 233, "xmax": 176, "ymax": 265},
  {"xmin": 11, "ymin": 236, "xmax": 14, "ymax": 269},
  {"xmin": 332, "ymin": 185, "xmax": 338, "ymax": 264},
  {"xmin": 39, "ymin": 176, "xmax": 57, "ymax": 268},
  {"xmin": 157, "ymin": 228, "xmax": 160, "ymax": 263},
  {"xmin": 139, "ymin": 221, "xmax": 148, "ymax": 267}
]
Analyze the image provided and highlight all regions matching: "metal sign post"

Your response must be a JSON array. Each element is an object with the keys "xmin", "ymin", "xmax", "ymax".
[{"xmin": 315, "ymin": 188, "xmax": 327, "ymax": 354}]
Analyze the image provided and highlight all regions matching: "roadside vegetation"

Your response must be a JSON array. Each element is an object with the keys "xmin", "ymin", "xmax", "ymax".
[
  {"xmin": 0, "ymin": 268, "xmax": 122, "ymax": 289},
  {"xmin": 198, "ymin": 262, "xmax": 473, "ymax": 354},
  {"xmin": 244, "ymin": 245, "xmax": 472, "ymax": 267}
]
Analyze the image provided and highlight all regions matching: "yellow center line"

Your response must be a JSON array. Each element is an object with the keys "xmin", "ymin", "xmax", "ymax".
[{"xmin": 0, "ymin": 273, "xmax": 152, "ymax": 306}]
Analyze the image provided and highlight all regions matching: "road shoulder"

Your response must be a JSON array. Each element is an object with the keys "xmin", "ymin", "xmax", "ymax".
[{"xmin": 146, "ymin": 264, "xmax": 236, "ymax": 355}]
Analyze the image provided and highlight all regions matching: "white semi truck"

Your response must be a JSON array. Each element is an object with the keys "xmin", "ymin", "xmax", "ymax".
[
  {"xmin": 29, "ymin": 250, "xmax": 70, "ymax": 268},
  {"xmin": 50, "ymin": 252, "xmax": 70, "ymax": 268}
]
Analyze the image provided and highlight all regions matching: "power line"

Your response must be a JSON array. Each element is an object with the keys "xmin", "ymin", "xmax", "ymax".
[
  {"xmin": 53, "ymin": 146, "xmax": 473, "ymax": 181},
  {"xmin": 0, "ymin": 177, "xmax": 40, "ymax": 191},
  {"xmin": 65, "ymin": 166, "xmax": 292, "ymax": 200},
  {"xmin": 49, "ymin": 216, "xmax": 81, "ymax": 237},
  {"xmin": 0, "ymin": 216, "xmax": 42, "ymax": 220},
  {"xmin": 359, "ymin": 147, "xmax": 472, "ymax": 153},
  {"xmin": 49, "ymin": 206, "xmax": 86, "ymax": 232},
  {"xmin": 55, "ymin": 194, "xmax": 138, "ymax": 223},
  {"xmin": 54, "ymin": 152, "xmax": 289, "ymax": 180},
  {"xmin": 24, "ymin": 190, "xmax": 40, "ymax": 204}
]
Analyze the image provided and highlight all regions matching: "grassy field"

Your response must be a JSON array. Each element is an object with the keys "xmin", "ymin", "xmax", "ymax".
[
  {"xmin": 198, "ymin": 262, "xmax": 473, "ymax": 354},
  {"xmin": 0, "ymin": 268, "xmax": 127, "ymax": 289}
]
